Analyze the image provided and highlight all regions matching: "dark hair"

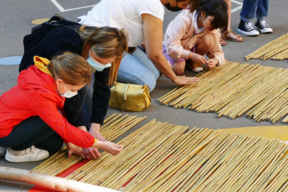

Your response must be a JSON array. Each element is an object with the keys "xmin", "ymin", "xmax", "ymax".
[{"xmin": 192, "ymin": 0, "xmax": 228, "ymax": 32}]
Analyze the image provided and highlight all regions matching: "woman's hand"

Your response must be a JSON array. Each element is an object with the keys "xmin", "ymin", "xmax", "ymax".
[
  {"xmin": 66, "ymin": 142, "xmax": 85, "ymax": 158},
  {"xmin": 90, "ymin": 123, "xmax": 105, "ymax": 141},
  {"xmin": 206, "ymin": 59, "xmax": 219, "ymax": 69},
  {"xmin": 189, "ymin": 52, "xmax": 206, "ymax": 65},
  {"xmin": 174, "ymin": 76, "xmax": 198, "ymax": 86}
]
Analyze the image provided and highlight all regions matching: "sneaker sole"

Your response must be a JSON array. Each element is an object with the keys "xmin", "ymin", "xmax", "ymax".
[
  {"xmin": 191, "ymin": 67, "xmax": 204, "ymax": 73},
  {"xmin": 237, "ymin": 29, "xmax": 259, "ymax": 36},
  {"xmin": 5, "ymin": 153, "xmax": 49, "ymax": 162},
  {"xmin": 255, "ymin": 26, "xmax": 273, "ymax": 34}
]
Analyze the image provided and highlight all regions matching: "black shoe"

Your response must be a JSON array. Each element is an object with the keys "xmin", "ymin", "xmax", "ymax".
[
  {"xmin": 238, "ymin": 19, "xmax": 259, "ymax": 36},
  {"xmin": 255, "ymin": 18, "xmax": 273, "ymax": 33}
]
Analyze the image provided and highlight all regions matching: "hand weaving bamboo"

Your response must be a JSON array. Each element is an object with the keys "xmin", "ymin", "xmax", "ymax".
[
  {"xmin": 32, "ymin": 114, "xmax": 288, "ymax": 191},
  {"xmin": 246, "ymin": 33, "xmax": 288, "ymax": 61},
  {"xmin": 158, "ymin": 61, "xmax": 288, "ymax": 123},
  {"xmin": 31, "ymin": 114, "xmax": 146, "ymax": 176}
]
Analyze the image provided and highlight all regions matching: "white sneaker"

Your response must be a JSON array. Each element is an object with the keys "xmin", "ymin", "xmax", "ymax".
[
  {"xmin": 0, "ymin": 146, "xmax": 6, "ymax": 157},
  {"xmin": 5, "ymin": 145, "xmax": 49, "ymax": 162}
]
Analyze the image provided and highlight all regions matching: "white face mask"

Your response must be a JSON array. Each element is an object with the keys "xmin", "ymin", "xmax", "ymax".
[
  {"xmin": 87, "ymin": 52, "xmax": 112, "ymax": 72},
  {"xmin": 60, "ymin": 83, "xmax": 78, "ymax": 98}
]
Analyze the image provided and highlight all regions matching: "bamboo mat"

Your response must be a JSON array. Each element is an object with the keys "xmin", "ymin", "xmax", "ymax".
[
  {"xmin": 246, "ymin": 33, "xmax": 288, "ymax": 61},
  {"xmin": 158, "ymin": 61, "xmax": 288, "ymax": 123},
  {"xmin": 31, "ymin": 114, "xmax": 146, "ymax": 176},
  {"xmin": 32, "ymin": 114, "xmax": 288, "ymax": 191}
]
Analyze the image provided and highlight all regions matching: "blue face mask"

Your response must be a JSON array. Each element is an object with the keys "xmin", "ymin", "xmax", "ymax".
[{"xmin": 87, "ymin": 53, "xmax": 112, "ymax": 72}]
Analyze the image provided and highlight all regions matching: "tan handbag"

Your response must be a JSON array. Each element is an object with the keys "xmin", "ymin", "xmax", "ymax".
[{"xmin": 109, "ymin": 82, "xmax": 151, "ymax": 111}]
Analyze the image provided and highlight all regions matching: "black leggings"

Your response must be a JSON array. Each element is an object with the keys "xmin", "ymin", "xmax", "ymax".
[{"xmin": 0, "ymin": 116, "xmax": 63, "ymax": 154}]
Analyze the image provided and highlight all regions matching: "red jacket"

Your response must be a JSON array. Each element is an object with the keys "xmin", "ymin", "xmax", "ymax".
[{"xmin": 0, "ymin": 56, "xmax": 95, "ymax": 148}]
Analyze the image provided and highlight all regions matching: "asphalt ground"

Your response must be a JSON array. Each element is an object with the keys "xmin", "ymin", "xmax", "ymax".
[{"xmin": 0, "ymin": 0, "xmax": 288, "ymax": 191}]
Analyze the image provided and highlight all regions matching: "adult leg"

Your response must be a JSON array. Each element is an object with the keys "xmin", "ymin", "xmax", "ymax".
[
  {"xmin": 0, "ymin": 116, "xmax": 62, "ymax": 154},
  {"xmin": 78, "ymin": 83, "xmax": 93, "ymax": 129},
  {"xmin": 132, "ymin": 47, "xmax": 160, "ymax": 80},
  {"xmin": 254, "ymin": 0, "xmax": 272, "ymax": 33},
  {"xmin": 240, "ymin": 0, "xmax": 258, "ymax": 22},
  {"xmin": 117, "ymin": 50, "xmax": 158, "ymax": 92},
  {"xmin": 77, "ymin": 70, "xmax": 95, "ymax": 130},
  {"xmin": 222, "ymin": 0, "xmax": 243, "ymax": 42},
  {"xmin": 256, "ymin": 0, "xmax": 269, "ymax": 19}
]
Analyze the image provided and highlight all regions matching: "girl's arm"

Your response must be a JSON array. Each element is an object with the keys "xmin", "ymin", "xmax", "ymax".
[
  {"xmin": 206, "ymin": 30, "xmax": 225, "ymax": 68},
  {"xmin": 142, "ymin": 14, "xmax": 198, "ymax": 85},
  {"xmin": 164, "ymin": 11, "xmax": 192, "ymax": 61},
  {"xmin": 31, "ymin": 95, "xmax": 95, "ymax": 148}
]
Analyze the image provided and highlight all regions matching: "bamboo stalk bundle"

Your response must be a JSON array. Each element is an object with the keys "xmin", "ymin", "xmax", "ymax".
[
  {"xmin": 159, "ymin": 62, "xmax": 288, "ymax": 124},
  {"xmin": 32, "ymin": 114, "xmax": 145, "ymax": 175},
  {"xmin": 245, "ymin": 33, "xmax": 288, "ymax": 61},
  {"xmin": 32, "ymin": 115, "xmax": 288, "ymax": 191}
]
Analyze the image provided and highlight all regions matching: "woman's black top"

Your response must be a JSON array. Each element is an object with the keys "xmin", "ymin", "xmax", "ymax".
[{"xmin": 19, "ymin": 19, "xmax": 110, "ymax": 126}]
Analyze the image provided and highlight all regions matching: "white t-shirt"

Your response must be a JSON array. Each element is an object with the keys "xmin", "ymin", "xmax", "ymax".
[{"xmin": 78, "ymin": 0, "xmax": 165, "ymax": 47}]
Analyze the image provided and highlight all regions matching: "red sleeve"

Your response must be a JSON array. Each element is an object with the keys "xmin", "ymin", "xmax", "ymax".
[{"xmin": 30, "ymin": 93, "xmax": 95, "ymax": 148}]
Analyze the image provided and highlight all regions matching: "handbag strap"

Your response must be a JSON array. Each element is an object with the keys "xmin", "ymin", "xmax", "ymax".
[{"xmin": 123, "ymin": 84, "xmax": 130, "ymax": 110}]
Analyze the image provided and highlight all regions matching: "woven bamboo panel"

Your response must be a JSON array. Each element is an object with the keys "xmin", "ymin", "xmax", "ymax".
[
  {"xmin": 31, "ymin": 114, "xmax": 146, "ymax": 176},
  {"xmin": 246, "ymin": 33, "xmax": 288, "ymax": 61},
  {"xmin": 158, "ymin": 61, "xmax": 288, "ymax": 123},
  {"xmin": 32, "ymin": 116, "xmax": 288, "ymax": 191}
]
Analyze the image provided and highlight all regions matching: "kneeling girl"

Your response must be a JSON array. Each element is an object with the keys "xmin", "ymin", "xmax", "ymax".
[
  {"xmin": 0, "ymin": 53, "xmax": 122, "ymax": 162},
  {"xmin": 163, "ymin": 0, "xmax": 228, "ymax": 75}
]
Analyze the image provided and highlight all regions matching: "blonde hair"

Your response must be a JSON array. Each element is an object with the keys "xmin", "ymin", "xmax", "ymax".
[
  {"xmin": 48, "ymin": 52, "xmax": 92, "ymax": 86},
  {"xmin": 79, "ymin": 26, "xmax": 128, "ymax": 86}
]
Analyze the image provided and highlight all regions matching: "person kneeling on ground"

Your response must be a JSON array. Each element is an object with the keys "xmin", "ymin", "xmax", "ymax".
[
  {"xmin": 0, "ymin": 52, "xmax": 122, "ymax": 162},
  {"xmin": 163, "ymin": 0, "xmax": 228, "ymax": 75}
]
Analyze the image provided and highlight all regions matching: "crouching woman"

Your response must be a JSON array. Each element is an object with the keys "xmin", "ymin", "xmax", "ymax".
[{"xmin": 0, "ymin": 52, "xmax": 122, "ymax": 162}]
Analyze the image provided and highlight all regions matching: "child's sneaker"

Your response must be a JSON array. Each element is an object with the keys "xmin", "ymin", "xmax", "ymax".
[
  {"xmin": 5, "ymin": 145, "xmax": 49, "ymax": 162},
  {"xmin": 255, "ymin": 18, "xmax": 273, "ymax": 33},
  {"xmin": 0, "ymin": 147, "xmax": 6, "ymax": 157},
  {"xmin": 238, "ymin": 19, "xmax": 259, "ymax": 36}
]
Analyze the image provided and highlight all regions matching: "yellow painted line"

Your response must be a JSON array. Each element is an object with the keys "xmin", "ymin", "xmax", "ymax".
[
  {"xmin": 222, "ymin": 126, "xmax": 288, "ymax": 141},
  {"xmin": 31, "ymin": 18, "xmax": 49, "ymax": 25}
]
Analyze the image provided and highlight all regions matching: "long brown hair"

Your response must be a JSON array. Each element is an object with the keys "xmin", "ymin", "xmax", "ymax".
[
  {"xmin": 79, "ymin": 26, "xmax": 128, "ymax": 86},
  {"xmin": 48, "ymin": 52, "xmax": 92, "ymax": 86}
]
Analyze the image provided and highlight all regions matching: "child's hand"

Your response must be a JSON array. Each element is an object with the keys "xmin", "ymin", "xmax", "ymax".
[
  {"xmin": 102, "ymin": 142, "xmax": 123, "ymax": 156},
  {"xmin": 189, "ymin": 52, "xmax": 206, "ymax": 65},
  {"xmin": 206, "ymin": 59, "xmax": 219, "ymax": 69}
]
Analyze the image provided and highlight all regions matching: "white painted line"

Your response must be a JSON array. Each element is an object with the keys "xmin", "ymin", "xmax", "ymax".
[
  {"xmin": 62, "ymin": 5, "xmax": 95, "ymax": 12},
  {"xmin": 50, "ymin": 0, "xmax": 65, "ymax": 12},
  {"xmin": 231, "ymin": 0, "xmax": 243, "ymax": 13},
  {"xmin": 231, "ymin": 0, "xmax": 243, "ymax": 5},
  {"xmin": 231, "ymin": 6, "xmax": 243, "ymax": 13},
  {"xmin": 50, "ymin": 0, "xmax": 95, "ymax": 12}
]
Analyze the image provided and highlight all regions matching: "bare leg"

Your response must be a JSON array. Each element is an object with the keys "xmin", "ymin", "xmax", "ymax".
[
  {"xmin": 172, "ymin": 60, "xmax": 186, "ymax": 75},
  {"xmin": 222, "ymin": 0, "xmax": 243, "ymax": 42},
  {"xmin": 186, "ymin": 33, "xmax": 215, "ymax": 72},
  {"xmin": 195, "ymin": 33, "xmax": 215, "ymax": 56}
]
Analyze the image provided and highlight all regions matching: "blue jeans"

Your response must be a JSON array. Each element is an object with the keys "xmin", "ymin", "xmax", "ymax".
[
  {"xmin": 117, "ymin": 47, "xmax": 160, "ymax": 92},
  {"xmin": 240, "ymin": 0, "xmax": 269, "ymax": 22}
]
